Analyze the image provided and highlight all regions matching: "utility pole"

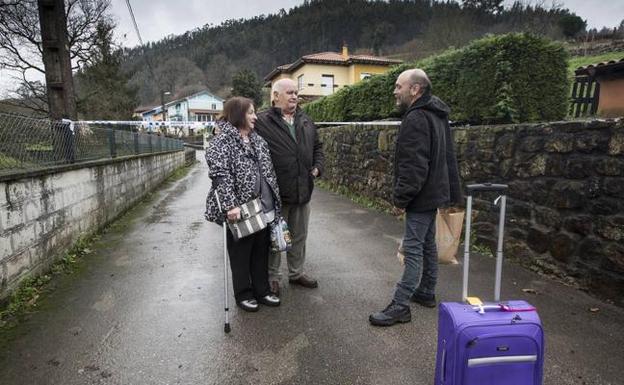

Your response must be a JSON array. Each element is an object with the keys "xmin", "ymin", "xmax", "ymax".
[
  {"xmin": 160, "ymin": 90, "xmax": 170, "ymax": 135},
  {"xmin": 161, "ymin": 90, "xmax": 167, "ymax": 122},
  {"xmin": 37, "ymin": 0, "xmax": 77, "ymax": 120}
]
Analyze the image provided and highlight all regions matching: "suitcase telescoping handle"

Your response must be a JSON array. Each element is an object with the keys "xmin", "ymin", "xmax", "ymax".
[
  {"xmin": 462, "ymin": 183, "xmax": 508, "ymax": 303},
  {"xmin": 466, "ymin": 183, "xmax": 508, "ymax": 193}
]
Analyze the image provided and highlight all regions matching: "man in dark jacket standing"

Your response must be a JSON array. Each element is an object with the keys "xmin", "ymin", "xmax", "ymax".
[
  {"xmin": 369, "ymin": 69, "xmax": 462, "ymax": 326},
  {"xmin": 255, "ymin": 78, "xmax": 324, "ymax": 296}
]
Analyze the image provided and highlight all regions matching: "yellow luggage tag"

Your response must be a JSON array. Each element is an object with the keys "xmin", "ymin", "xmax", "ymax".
[{"xmin": 465, "ymin": 297, "xmax": 483, "ymax": 306}]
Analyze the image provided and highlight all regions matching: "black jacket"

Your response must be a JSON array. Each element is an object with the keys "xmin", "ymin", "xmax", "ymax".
[
  {"xmin": 393, "ymin": 92, "xmax": 462, "ymax": 212},
  {"xmin": 255, "ymin": 107, "xmax": 324, "ymax": 205}
]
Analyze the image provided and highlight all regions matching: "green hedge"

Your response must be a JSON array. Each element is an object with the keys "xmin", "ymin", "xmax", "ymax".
[{"xmin": 304, "ymin": 33, "xmax": 569, "ymax": 124}]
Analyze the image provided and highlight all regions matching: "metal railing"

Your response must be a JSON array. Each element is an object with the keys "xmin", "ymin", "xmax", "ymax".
[
  {"xmin": 0, "ymin": 113, "xmax": 184, "ymax": 177},
  {"xmin": 316, "ymin": 121, "xmax": 401, "ymax": 126}
]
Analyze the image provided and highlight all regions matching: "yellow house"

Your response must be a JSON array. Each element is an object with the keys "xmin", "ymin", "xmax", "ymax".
[{"xmin": 264, "ymin": 45, "xmax": 402, "ymax": 99}]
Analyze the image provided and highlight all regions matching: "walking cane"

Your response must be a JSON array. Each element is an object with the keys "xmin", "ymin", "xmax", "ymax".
[{"xmin": 214, "ymin": 191, "xmax": 231, "ymax": 334}]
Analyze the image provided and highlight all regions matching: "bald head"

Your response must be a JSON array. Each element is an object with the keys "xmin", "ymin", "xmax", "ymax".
[
  {"xmin": 400, "ymin": 69, "xmax": 431, "ymax": 93},
  {"xmin": 272, "ymin": 78, "xmax": 296, "ymax": 97},
  {"xmin": 271, "ymin": 78, "xmax": 299, "ymax": 113},
  {"xmin": 394, "ymin": 68, "xmax": 431, "ymax": 110}
]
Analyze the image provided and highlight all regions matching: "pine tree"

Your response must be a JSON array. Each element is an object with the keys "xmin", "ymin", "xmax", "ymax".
[
  {"xmin": 75, "ymin": 21, "xmax": 138, "ymax": 120},
  {"xmin": 231, "ymin": 69, "xmax": 263, "ymax": 108}
]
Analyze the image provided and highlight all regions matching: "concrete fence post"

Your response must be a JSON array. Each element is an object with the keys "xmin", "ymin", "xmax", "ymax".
[
  {"xmin": 133, "ymin": 132, "xmax": 140, "ymax": 155},
  {"xmin": 108, "ymin": 129, "xmax": 117, "ymax": 158}
]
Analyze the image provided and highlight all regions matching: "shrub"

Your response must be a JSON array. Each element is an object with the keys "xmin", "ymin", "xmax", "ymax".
[{"xmin": 304, "ymin": 33, "xmax": 569, "ymax": 124}]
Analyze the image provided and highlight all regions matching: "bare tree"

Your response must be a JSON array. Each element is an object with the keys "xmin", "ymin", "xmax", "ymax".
[{"xmin": 0, "ymin": 0, "xmax": 112, "ymax": 113}]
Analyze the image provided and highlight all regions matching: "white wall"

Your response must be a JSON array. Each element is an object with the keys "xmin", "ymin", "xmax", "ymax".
[
  {"xmin": 188, "ymin": 93, "xmax": 223, "ymax": 111},
  {"xmin": 0, "ymin": 152, "xmax": 185, "ymax": 298}
]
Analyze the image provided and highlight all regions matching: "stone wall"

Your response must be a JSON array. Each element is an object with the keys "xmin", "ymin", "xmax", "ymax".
[
  {"xmin": 0, "ymin": 151, "xmax": 185, "ymax": 298},
  {"xmin": 319, "ymin": 120, "xmax": 624, "ymax": 305},
  {"xmin": 567, "ymin": 39, "xmax": 624, "ymax": 58}
]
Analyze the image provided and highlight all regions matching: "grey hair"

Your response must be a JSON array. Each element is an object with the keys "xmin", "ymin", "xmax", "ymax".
[{"xmin": 271, "ymin": 78, "xmax": 296, "ymax": 103}]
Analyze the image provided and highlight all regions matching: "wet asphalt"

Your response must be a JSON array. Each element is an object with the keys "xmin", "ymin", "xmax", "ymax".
[{"xmin": 0, "ymin": 151, "xmax": 622, "ymax": 385}]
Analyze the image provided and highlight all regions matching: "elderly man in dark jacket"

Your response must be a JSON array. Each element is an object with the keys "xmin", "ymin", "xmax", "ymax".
[
  {"xmin": 255, "ymin": 78, "xmax": 324, "ymax": 296},
  {"xmin": 370, "ymin": 69, "xmax": 462, "ymax": 327}
]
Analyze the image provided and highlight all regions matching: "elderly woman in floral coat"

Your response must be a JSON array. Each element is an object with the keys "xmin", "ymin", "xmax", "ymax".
[{"xmin": 205, "ymin": 97, "xmax": 282, "ymax": 312}]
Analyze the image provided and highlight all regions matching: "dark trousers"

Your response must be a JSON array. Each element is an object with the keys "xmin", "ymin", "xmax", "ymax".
[{"xmin": 226, "ymin": 227, "xmax": 271, "ymax": 303}]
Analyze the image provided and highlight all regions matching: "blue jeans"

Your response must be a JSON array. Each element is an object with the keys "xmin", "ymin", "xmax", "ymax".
[{"xmin": 393, "ymin": 210, "xmax": 438, "ymax": 306}]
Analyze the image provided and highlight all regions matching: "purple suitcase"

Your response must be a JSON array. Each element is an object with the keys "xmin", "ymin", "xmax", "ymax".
[{"xmin": 434, "ymin": 184, "xmax": 544, "ymax": 385}]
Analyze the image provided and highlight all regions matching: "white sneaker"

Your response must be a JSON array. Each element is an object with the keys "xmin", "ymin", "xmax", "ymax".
[
  {"xmin": 238, "ymin": 299, "xmax": 259, "ymax": 312},
  {"xmin": 259, "ymin": 294, "xmax": 280, "ymax": 307}
]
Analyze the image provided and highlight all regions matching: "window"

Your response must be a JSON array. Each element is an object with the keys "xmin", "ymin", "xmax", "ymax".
[
  {"xmin": 321, "ymin": 74, "xmax": 334, "ymax": 95},
  {"xmin": 297, "ymin": 74, "xmax": 304, "ymax": 91},
  {"xmin": 360, "ymin": 73, "xmax": 372, "ymax": 80},
  {"xmin": 212, "ymin": 103, "xmax": 217, "ymax": 110}
]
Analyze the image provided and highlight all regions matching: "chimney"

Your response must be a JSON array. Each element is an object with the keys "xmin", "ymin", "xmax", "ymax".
[{"xmin": 341, "ymin": 43, "xmax": 349, "ymax": 58}]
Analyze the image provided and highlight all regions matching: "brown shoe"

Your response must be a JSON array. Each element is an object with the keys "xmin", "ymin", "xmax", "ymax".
[
  {"xmin": 289, "ymin": 274, "xmax": 318, "ymax": 289},
  {"xmin": 270, "ymin": 280, "xmax": 280, "ymax": 297}
]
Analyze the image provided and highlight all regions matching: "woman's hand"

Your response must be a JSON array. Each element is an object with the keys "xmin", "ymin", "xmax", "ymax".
[{"xmin": 227, "ymin": 207, "xmax": 241, "ymax": 222}]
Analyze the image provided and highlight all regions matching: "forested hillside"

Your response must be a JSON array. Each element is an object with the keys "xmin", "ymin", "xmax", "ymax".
[{"xmin": 121, "ymin": 0, "xmax": 583, "ymax": 105}]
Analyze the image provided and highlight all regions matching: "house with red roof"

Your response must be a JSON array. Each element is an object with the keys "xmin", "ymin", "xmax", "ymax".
[{"xmin": 264, "ymin": 45, "xmax": 402, "ymax": 100}]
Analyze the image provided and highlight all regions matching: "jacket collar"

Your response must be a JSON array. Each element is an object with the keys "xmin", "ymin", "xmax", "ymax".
[
  {"xmin": 217, "ymin": 120, "xmax": 260, "ymax": 156},
  {"xmin": 269, "ymin": 106, "xmax": 301, "ymax": 119},
  {"xmin": 218, "ymin": 120, "xmax": 260, "ymax": 139},
  {"xmin": 405, "ymin": 90, "xmax": 432, "ymax": 115},
  {"xmin": 265, "ymin": 107, "xmax": 299, "ymax": 146}
]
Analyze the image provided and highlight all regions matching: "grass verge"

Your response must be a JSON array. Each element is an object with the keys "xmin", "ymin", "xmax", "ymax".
[
  {"xmin": 317, "ymin": 178, "xmax": 493, "ymax": 256},
  {"xmin": 568, "ymin": 51, "xmax": 624, "ymax": 77},
  {"xmin": 0, "ymin": 236, "xmax": 93, "ymax": 330},
  {"xmin": 316, "ymin": 179, "xmax": 393, "ymax": 214}
]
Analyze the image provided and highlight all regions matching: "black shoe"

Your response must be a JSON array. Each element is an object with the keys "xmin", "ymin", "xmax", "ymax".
[
  {"xmin": 369, "ymin": 301, "xmax": 411, "ymax": 326},
  {"xmin": 237, "ymin": 299, "xmax": 259, "ymax": 312},
  {"xmin": 410, "ymin": 292, "xmax": 436, "ymax": 308},
  {"xmin": 258, "ymin": 294, "xmax": 281, "ymax": 307}
]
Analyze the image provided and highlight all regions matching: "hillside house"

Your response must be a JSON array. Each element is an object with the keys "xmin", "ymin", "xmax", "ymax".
[
  {"xmin": 142, "ymin": 90, "xmax": 224, "ymax": 123},
  {"xmin": 141, "ymin": 89, "xmax": 223, "ymax": 136},
  {"xmin": 264, "ymin": 45, "xmax": 402, "ymax": 100}
]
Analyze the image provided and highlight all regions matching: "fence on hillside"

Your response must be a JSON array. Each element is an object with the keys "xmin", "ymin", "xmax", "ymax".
[
  {"xmin": 0, "ymin": 113, "xmax": 184, "ymax": 177},
  {"xmin": 569, "ymin": 75, "xmax": 600, "ymax": 118}
]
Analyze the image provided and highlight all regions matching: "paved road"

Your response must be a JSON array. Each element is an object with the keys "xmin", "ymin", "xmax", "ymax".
[{"xmin": 1, "ymin": 152, "xmax": 622, "ymax": 385}]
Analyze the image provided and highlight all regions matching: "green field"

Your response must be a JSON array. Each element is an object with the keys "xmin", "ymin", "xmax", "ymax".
[{"xmin": 568, "ymin": 51, "xmax": 624, "ymax": 77}]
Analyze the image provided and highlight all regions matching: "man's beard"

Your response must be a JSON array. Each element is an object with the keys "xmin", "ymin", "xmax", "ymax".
[{"xmin": 396, "ymin": 99, "xmax": 409, "ymax": 114}]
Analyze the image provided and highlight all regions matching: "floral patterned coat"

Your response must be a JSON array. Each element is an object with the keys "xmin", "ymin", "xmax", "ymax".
[{"xmin": 204, "ymin": 120, "xmax": 281, "ymax": 224}]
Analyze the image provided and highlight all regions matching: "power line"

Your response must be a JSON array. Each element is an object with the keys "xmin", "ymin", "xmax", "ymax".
[
  {"xmin": 124, "ymin": 0, "xmax": 144, "ymax": 46},
  {"xmin": 124, "ymin": 0, "xmax": 157, "ymax": 80}
]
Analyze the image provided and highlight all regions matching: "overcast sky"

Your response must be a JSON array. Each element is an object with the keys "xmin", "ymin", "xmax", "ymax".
[
  {"xmin": 1, "ymin": 0, "xmax": 622, "ymax": 95},
  {"xmin": 111, "ymin": 0, "xmax": 623, "ymax": 48},
  {"xmin": 111, "ymin": 0, "xmax": 305, "ymax": 47}
]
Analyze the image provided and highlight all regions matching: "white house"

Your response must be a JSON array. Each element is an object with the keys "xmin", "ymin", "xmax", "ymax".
[
  {"xmin": 165, "ymin": 89, "xmax": 224, "ymax": 122},
  {"xmin": 141, "ymin": 89, "xmax": 224, "ymax": 136}
]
